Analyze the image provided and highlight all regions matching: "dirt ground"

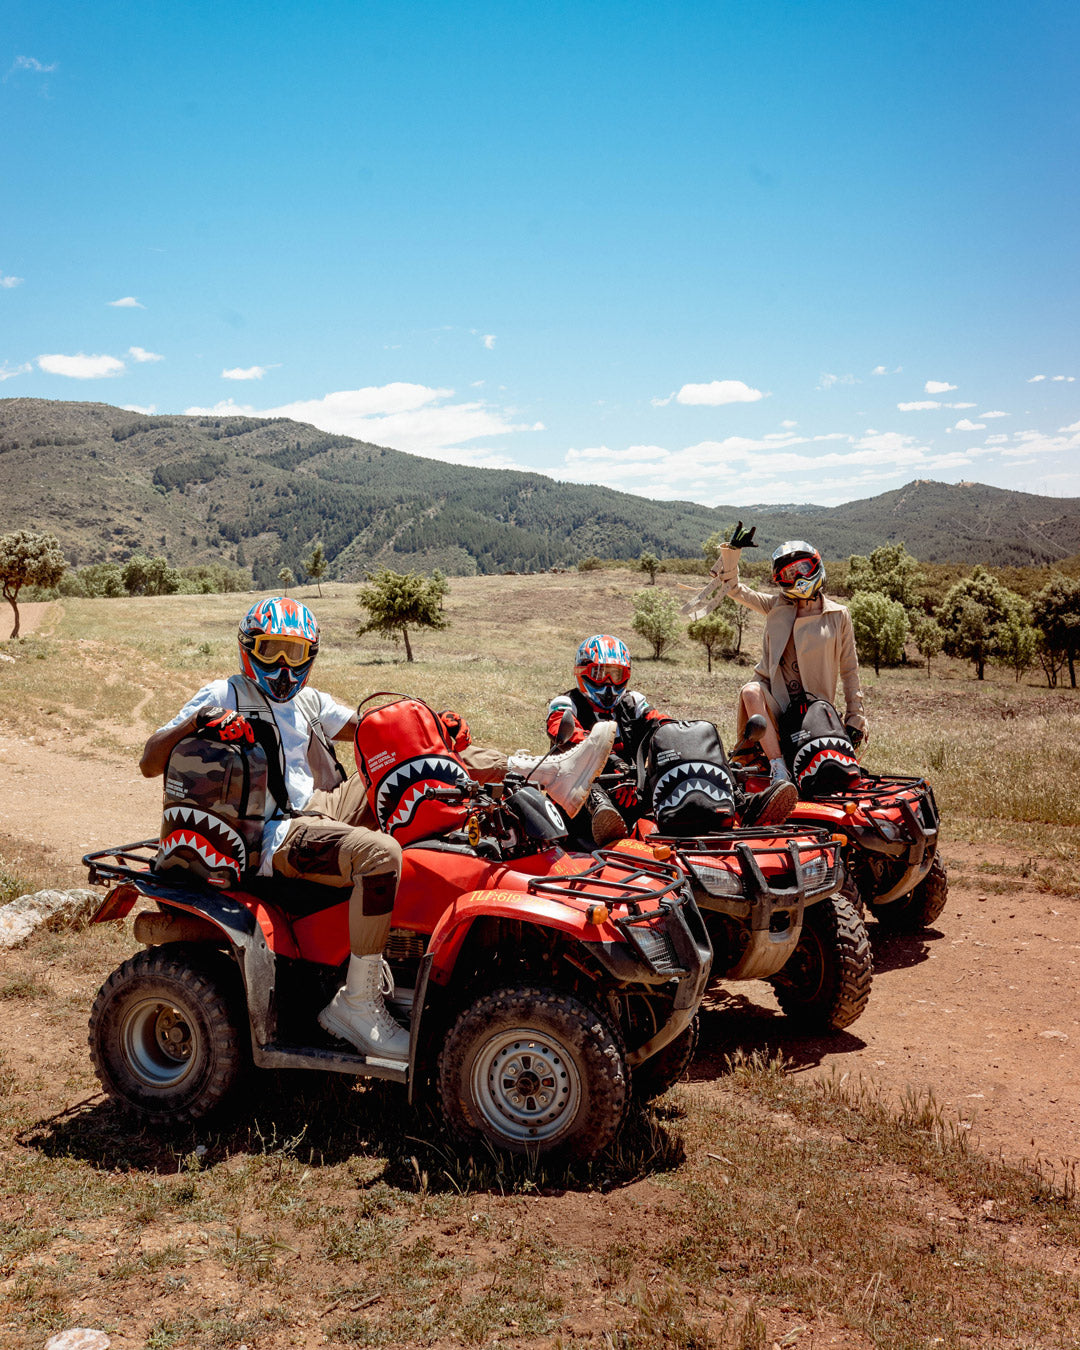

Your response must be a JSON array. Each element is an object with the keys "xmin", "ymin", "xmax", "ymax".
[{"xmin": 3, "ymin": 596, "xmax": 1077, "ymax": 1172}]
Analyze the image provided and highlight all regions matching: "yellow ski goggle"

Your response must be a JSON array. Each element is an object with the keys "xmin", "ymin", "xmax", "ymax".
[{"xmin": 250, "ymin": 635, "xmax": 315, "ymax": 667}]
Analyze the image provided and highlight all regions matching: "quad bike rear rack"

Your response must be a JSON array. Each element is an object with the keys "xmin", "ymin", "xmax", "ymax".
[{"xmin": 645, "ymin": 826, "xmax": 845, "ymax": 981}]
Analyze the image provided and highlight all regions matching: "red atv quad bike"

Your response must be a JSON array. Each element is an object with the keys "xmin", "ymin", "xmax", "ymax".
[
  {"xmin": 619, "ymin": 820, "xmax": 870, "ymax": 1033},
  {"xmin": 729, "ymin": 714, "xmax": 947, "ymax": 934},
  {"xmin": 84, "ymin": 777, "xmax": 711, "ymax": 1164}
]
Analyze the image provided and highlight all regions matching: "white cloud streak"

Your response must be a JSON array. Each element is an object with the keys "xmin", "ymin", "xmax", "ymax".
[
  {"xmin": 37, "ymin": 352, "xmax": 125, "ymax": 379},
  {"xmin": 8, "ymin": 55, "xmax": 57, "ymax": 76},
  {"xmin": 108, "ymin": 296, "xmax": 145, "ymax": 308},
  {"xmin": 674, "ymin": 379, "xmax": 765, "ymax": 406},
  {"xmin": 925, "ymin": 380, "xmax": 957, "ymax": 393},
  {"xmin": 129, "ymin": 346, "xmax": 163, "ymax": 363},
  {"xmin": 222, "ymin": 365, "xmax": 268, "ymax": 380},
  {"xmin": 0, "ymin": 273, "xmax": 24, "ymax": 289},
  {"xmin": 1027, "ymin": 374, "xmax": 1046, "ymax": 382},
  {"xmin": 898, "ymin": 401, "xmax": 941, "ymax": 411},
  {"xmin": 0, "ymin": 362, "xmax": 31, "ymax": 381},
  {"xmin": 183, "ymin": 381, "xmax": 539, "ymax": 466},
  {"xmin": 482, "ymin": 334, "xmax": 496, "ymax": 350},
  {"xmin": 818, "ymin": 373, "xmax": 858, "ymax": 390}
]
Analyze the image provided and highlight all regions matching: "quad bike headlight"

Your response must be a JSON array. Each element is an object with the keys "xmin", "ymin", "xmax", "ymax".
[{"xmin": 689, "ymin": 862, "xmax": 745, "ymax": 898}]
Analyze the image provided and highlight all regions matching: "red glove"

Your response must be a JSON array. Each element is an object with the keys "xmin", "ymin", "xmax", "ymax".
[
  {"xmin": 613, "ymin": 782, "xmax": 639, "ymax": 810},
  {"xmin": 195, "ymin": 706, "xmax": 254, "ymax": 744},
  {"xmin": 439, "ymin": 709, "xmax": 472, "ymax": 752}
]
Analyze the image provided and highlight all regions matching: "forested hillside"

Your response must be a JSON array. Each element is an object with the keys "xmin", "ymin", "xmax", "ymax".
[{"xmin": 3, "ymin": 398, "xmax": 1079, "ymax": 586}]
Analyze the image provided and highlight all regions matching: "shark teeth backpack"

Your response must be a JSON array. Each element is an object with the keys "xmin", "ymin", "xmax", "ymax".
[
  {"xmin": 155, "ymin": 734, "xmax": 269, "ymax": 887},
  {"xmin": 638, "ymin": 719, "xmax": 736, "ymax": 835},
  {"xmin": 780, "ymin": 695, "xmax": 861, "ymax": 797},
  {"xmin": 353, "ymin": 694, "xmax": 472, "ymax": 843}
]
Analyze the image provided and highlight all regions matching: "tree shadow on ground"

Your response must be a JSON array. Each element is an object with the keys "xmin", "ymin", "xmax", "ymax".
[
  {"xmin": 19, "ymin": 1067, "xmax": 682, "ymax": 1196},
  {"xmin": 867, "ymin": 925, "xmax": 939, "ymax": 974}
]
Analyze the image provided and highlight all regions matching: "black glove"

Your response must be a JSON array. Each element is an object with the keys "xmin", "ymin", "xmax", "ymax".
[
  {"xmin": 195, "ymin": 706, "xmax": 254, "ymax": 744},
  {"xmin": 845, "ymin": 724, "xmax": 864, "ymax": 750},
  {"xmin": 729, "ymin": 520, "xmax": 758, "ymax": 549}
]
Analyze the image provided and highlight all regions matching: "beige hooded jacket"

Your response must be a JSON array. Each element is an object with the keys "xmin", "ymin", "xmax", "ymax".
[{"xmin": 682, "ymin": 544, "xmax": 867, "ymax": 735}]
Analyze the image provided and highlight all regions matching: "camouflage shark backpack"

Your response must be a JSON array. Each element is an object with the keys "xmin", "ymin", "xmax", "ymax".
[
  {"xmin": 155, "ymin": 733, "xmax": 270, "ymax": 888},
  {"xmin": 638, "ymin": 719, "xmax": 737, "ymax": 835}
]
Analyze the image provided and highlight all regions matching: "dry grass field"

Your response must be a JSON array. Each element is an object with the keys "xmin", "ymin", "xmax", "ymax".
[{"xmin": 1, "ymin": 571, "xmax": 1079, "ymax": 1350}]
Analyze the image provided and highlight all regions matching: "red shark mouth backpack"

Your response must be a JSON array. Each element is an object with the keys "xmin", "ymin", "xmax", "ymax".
[
  {"xmin": 353, "ymin": 694, "xmax": 472, "ymax": 843},
  {"xmin": 780, "ymin": 695, "xmax": 861, "ymax": 797}
]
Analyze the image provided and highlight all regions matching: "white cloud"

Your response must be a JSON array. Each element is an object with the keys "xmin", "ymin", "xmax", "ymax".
[
  {"xmin": 8, "ymin": 55, "xmax": 57, "ymax": 76},
  {"xmin": 985, "ymin": 434, "xmax": 1009, "ymax": 445},
  {"xmin": 183, "ymin": 381, "xmax": 540, "ymax": 464},
  {"xmin": 675, "ymin": 379, "xmax": 765, "ymax": 406},
  {"xmin": 37, "ymin": 352, "xmax": 125, "ymax": 379},
  {"xmin": 1027, "ymin": 374, "xmax": 1046, "ymax": 382},
  {"xmin": 0, "ymin": 273, "xmax": 24, "ymax": 289},
  {"xmin": 898, "ymin": 401, "xmax": 941, "ymax": 411},
  {"xmin": 1051, "ymin": 375, "xmax": 1075, "ymax": 382},
  {"xmin": 650, "ymin": 392, "xmax": 675, "ymax": 407},
  {"xmin": 780, "ymin": 419, "xmax": 798, "ymax": 428},
  {"xmin": 998, "ymin": 426, "xmax": 1080, "ymax": 459},
  {"xmin": 121, "ymin": 403, "xmax": 158, "ymax": 415},
  {"xmin": 818, "ymin": 373, "xmax": 858, "ymax": 390},
  {"xmin": 980, "ymin": 410, "xmax": 1008, "ymax": 418},
  {"xmin": 108, "ymin": 296, "xmax": 144, "ymax": 308},
  {"xmin": 0, "ymin": 361, "xmax": 31, "ymax": 381},
  {"xmin": 129, "ymin": 346, "xmax": 163, "ymax": 363},
  {"xmin": 1061, "ymin": 420, "xmax": 1080, "ymax": 433},
  {"xmin": 925, "ymin": 380, "xmax": 956, "ymax": 393},
  {"xmin": 222, "ymin": 365, "xmax": 268, "ymax": 380},
  {"xmin": 872, "ymin": 365, "xmax": 887, "ymax": 376},
  {"xmin": 950, "ymin": 402, "xmax": 976, "ymax": 409},
  {"xmin": 951, "ymin": 419, "xmax": 986, "ymax": 432},
  {"xmin": 482, "ymin": 334, "xmax": 496, "ymax": 350}
]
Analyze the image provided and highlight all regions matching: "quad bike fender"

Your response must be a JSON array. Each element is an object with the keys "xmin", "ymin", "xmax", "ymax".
[{"xmin": 422, "ymin": 888, "xmax": 624, "ymax": 987}]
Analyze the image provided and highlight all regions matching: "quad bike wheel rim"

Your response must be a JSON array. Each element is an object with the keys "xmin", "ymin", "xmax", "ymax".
[
  {"xmin": 120, "ymin": 997, "xmax": 197, "ymax": 1089},
  {"xmin": 470, "ymin": 1027, "xmax": 582, "ymax": 1145}
]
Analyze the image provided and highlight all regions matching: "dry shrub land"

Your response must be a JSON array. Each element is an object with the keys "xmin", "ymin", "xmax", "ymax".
[{"xmin": 1, "ymin": 572, "xmax": 1079, "ymax": 1350}]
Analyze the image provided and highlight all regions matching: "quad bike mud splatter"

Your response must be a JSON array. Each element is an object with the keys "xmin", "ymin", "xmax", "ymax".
[{"xmin": 84, "ymin": 775, "xmax": 711, "ymax": 1163}]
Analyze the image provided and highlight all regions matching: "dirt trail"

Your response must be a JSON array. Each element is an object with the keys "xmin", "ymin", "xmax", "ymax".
[{"xmin": 0, "ymin": 715, "xmax": 1077, "ymax": 1171}]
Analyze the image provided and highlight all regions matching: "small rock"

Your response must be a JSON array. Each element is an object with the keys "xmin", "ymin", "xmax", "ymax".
[
  {"xmin": 0, "ymin": 888, "xmax": 100, "ymax": 950},
  {"xmin": 1040, "ymin": 1029, "xmax": 1068, "ymax": 1041},
  {"xmin": 45, "ymin": 1332, "xmax": 111, "ymax": 1350}
]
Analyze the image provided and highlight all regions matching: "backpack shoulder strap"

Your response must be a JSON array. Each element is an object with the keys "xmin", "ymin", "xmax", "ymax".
[
  {"xmin": 227, "ymin": 674, "xmax": 293, "ymax": 815},
  {"xmin": 295, "ymin": 687, "xmax": 348, "ymax": 784}
]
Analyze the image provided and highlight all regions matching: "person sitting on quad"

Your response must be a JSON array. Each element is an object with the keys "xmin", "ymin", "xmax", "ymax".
[
  {"xmin": 546, "ymin": 634, "xmax": 796, "ymax": 846},
  {"xmin": 140, "ymin": 597, "xmax": 615, "ymax": 1063},
  {"xmin": 683, "ymin": 525, "xmax": 867, "ymax": 782}
]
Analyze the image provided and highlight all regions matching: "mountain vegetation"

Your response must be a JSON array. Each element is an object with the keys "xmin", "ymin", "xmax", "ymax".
[{"xmin": 3, "ymin": 398, "xmax": 1080, "ymax": 588}]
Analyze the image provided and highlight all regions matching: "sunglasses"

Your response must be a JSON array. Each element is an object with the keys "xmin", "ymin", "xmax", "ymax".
[
  {"xmin": 251, "ymin": 635, "xmax": 315, "ymax": 667},
  {"xmin": 776, "ymin": 558, "xmax": 818, "ymax": 584}
]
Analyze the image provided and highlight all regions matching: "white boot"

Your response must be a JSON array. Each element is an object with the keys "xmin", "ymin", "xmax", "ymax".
[
  {"xmin": 507, "ymin": 721, "xmax": 617, "ymax": 817},
  {"xmin": 318, "ymin": 954, "xmax": 410, "ymax": 1061}
]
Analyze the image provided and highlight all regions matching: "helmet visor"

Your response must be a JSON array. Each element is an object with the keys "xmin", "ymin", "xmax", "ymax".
[
  {"xmin": 775, "ymin": 557, "xmax": 818, "ymax": 585},
  {"xmin": 582, "ymin": 661, "xmax": 629, "ymax": 687},
  {"xmin": 251, "ymin": 635, "xmax": 315, "ymax": 667}
]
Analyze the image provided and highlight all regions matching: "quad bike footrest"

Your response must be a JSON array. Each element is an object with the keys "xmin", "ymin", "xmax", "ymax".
[{"xmin": 252, "ymin": 1041, "xmax": 408, "ymax": 1083}]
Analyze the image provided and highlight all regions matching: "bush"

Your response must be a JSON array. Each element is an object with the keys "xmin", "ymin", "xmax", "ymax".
[
  {"xmin": 631, "ymin": 588, "xmax": 681, "ymax": 660},
  {"xmin": 849, "ymin": 590, "xmax": 909, "ymax": 675}
]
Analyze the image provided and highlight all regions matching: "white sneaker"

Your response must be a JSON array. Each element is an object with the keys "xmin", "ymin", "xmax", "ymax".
[
  {"xmin": 318, "ymin": 955, "xmax": 410, "ymax": 1061},
  {"xmin": 508, "ymin": 721, "xmax": 617, "ymax": 816}
]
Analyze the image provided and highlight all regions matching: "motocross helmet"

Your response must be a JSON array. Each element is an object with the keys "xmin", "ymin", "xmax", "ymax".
[
  {"xmin": 771, "ymin": 541, "xmax": 825, "ymax": 601},
  {"xmin": 575, "ymin": 635, "xmax": 631, "ymax": 711},
  {"xmin": 238, "ymin": 596, "xmax": 320, "ymax": 702}
]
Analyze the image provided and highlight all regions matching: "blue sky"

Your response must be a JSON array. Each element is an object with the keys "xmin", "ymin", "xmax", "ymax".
[{"xmin": 3, "ymin": 1, "xmax": 1078, "ymax": 507}]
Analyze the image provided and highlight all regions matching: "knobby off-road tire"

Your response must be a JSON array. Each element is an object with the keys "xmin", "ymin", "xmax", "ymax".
[
  {"xmin": 437, "ymin": 986, "xmax": 629, "ymax": 1162},
  {"xmin": 870, "ymin": 854, "xmax": 949, "ymax": 934},
  {"xmin": 89, "ymin": 945, "xmax": 244, "ymax": 1126},
  {"xmin": 769, "ymin": 894, "xmax": 872, "ymax": 1032},
  {"xmin": 632, "ymin": 1015, "xmax": 700, "ymax": 1102}
]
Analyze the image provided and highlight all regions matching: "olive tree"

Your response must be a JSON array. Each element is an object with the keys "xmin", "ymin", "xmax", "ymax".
[
  {"xmin": 912, "ymin": 615, "xmax": 944, "ymax": 678},
  {"xmin": 848, "ymin": 590, "xmax": 909, "ymax": 675},
  {"xmin": 1030, "ymin": 574, "xmax": 1080, "ymax": 688},
  {"xmin": 687, "ymin": 611, "xmax": 735, "ymax": 673},
  {"xmin": 631, "ymin": 588, "xmax": 681, "ymax": 659},
  {"xmin": 0, "ymin": 530, "xmax": 67, "ymax": 638},
  {"xmin": 357, "ymin": 567, "xmax": 449, "ymax": 662},
  {"xmin": 937, "ymin": 566, "xmax": 1026, "ymax": 680}
]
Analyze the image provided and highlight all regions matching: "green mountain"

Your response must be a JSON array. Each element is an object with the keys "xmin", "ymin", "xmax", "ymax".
[{"xmin": 3, "ymin": 398, "xmax": 1079, "ymax": 586}]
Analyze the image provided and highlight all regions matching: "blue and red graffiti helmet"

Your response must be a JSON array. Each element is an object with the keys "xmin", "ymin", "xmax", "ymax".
[
  {"xmin": 575, "ymin": 634, "xmax": 631, "ymax": 711},
  {"xmin": 238, "ymin": 596, "xmax": 320, "ymax": 702},
  {"xmin": 771, "ymin": 541, "xmax": 826, "ymax": 601}
]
